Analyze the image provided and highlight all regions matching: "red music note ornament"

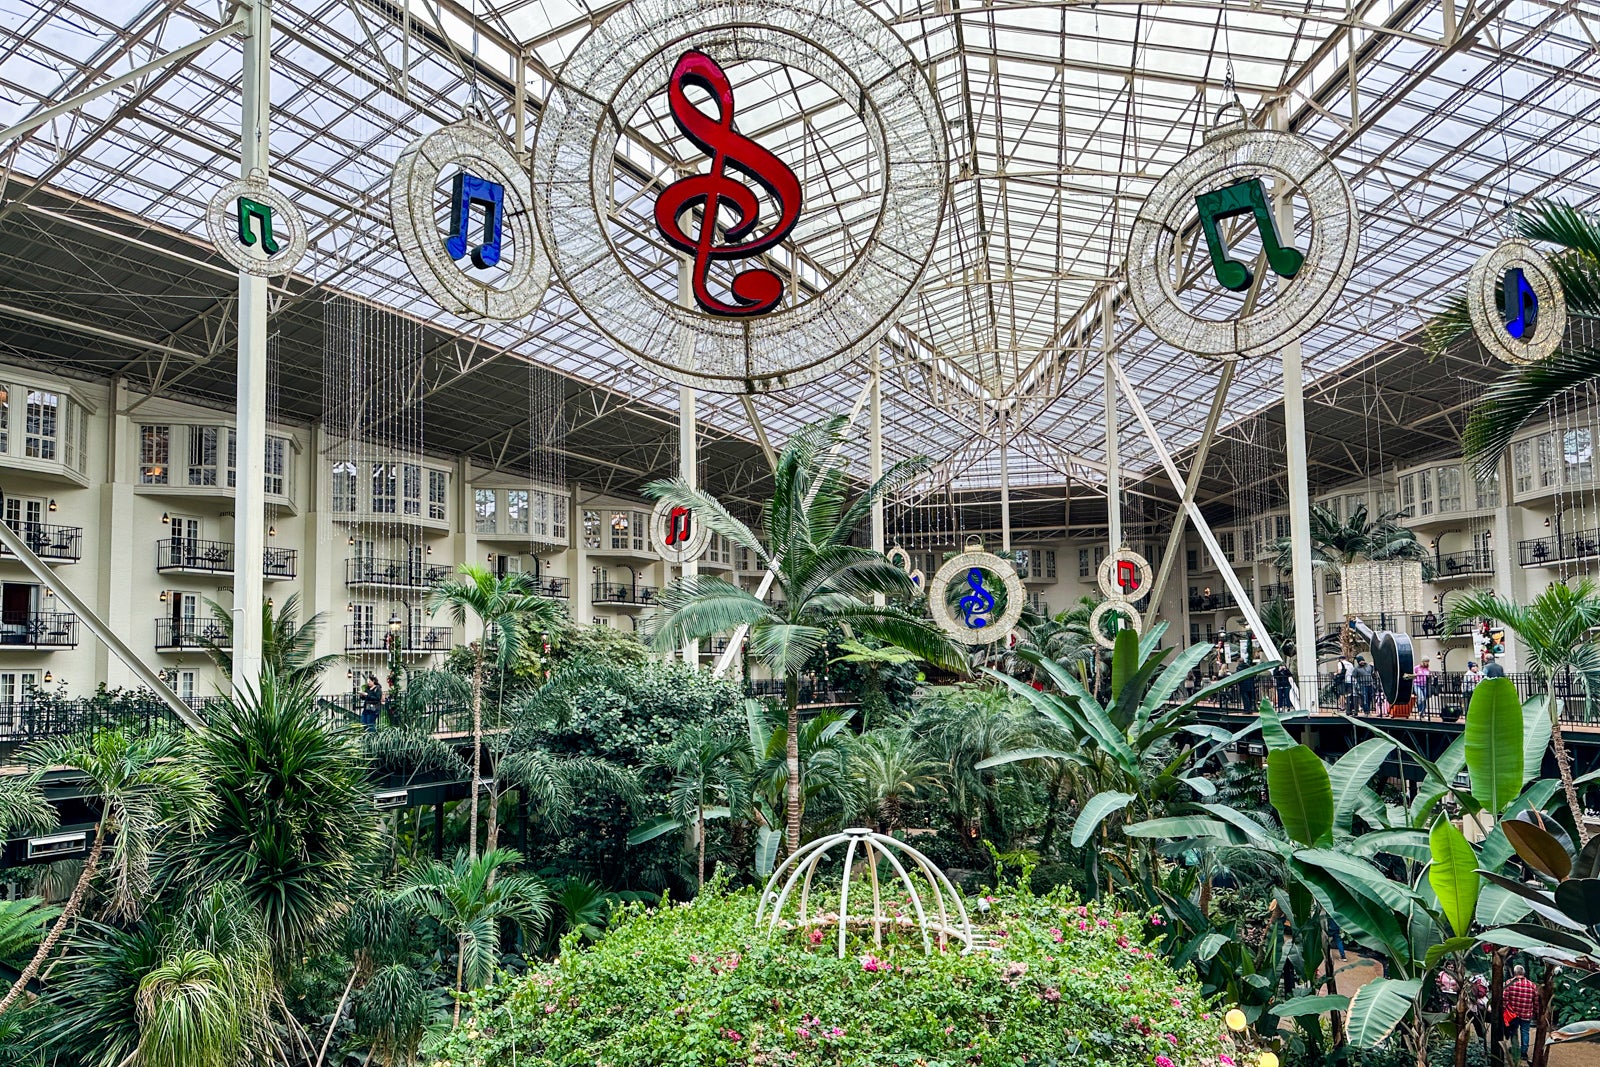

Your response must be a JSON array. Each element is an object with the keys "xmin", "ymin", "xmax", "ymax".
[
  {"xmin": 653, "ymin": 51, "xmax": 802, "ymax": 317},
  {"xmin": 664, "ymin": 505, "xmax": 693, "ymax": 547},
  {"xmin": 1116, "ymin": 559, "xmax": 1139, "ymax": 595}
]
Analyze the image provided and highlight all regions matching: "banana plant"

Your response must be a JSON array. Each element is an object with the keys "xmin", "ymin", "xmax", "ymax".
[{"xmin": 979, "ymin": 624, "xmax": 1275, "ymax": 868}]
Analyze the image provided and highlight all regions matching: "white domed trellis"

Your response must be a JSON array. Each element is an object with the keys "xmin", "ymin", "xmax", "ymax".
[{"xmin": 756, "ymin": 828, "xmax": 974, "ymax": 957}]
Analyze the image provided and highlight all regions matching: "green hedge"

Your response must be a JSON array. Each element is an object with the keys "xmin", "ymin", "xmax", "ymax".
[{"xmin": 428, "ymin": 881, "xmax": 1247, "ymax": 1066}]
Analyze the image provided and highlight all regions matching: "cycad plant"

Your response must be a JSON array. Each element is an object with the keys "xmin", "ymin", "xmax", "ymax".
[
  {"xmin": 0, "ymin": 729, "xmax": 210, "ymax": 1016},
  {"xmin": 1426, "ymin": 201, "xmax": 1600, "ymax": 477},
  {"xmin": 426, "ymin": 564, "xmax": 566, "ymax": 859},
  {"xmin": 1446, "ymin": 578, "xmax": 1600, "ymax": 842},
  {"xmin": 645, "ymin": 415, "xmax": 966, "ymax": 851},
  {"xmin": 628, "ymin": 724, "xmax": 748, "ymax": 889},
  {"xmin": 399, "ymin": 848, "xmax": 550, "ymax": 1026},
  {"xmin": 850, "ymin": 729, "xmax": 940, "ymax": 834}
]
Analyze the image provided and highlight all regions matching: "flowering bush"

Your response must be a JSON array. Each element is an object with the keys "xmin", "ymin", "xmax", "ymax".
[{"xmin": 427, "ymin": 881, "xmax": 1252, "ymax": 1066}]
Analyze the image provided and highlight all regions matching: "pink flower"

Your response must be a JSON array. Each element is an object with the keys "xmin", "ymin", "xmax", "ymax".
[
  {"xmin": 861, "ymin": 954, "xmax": 885, "ymax": 972},
  {"xmin": 1002, "ymin": 961, "xmax": 1028, "ymax": 981},
  {"xmin": 543, "ymin": 1002, "xmax": 557, "ymax": 1014},
  {"xmin": 1078, "ymin": 921, "xmax": 1089, "ymax": 931},
  {"xmin": 1219, "ymin": 1056, "xmax": 1236, "ymax": 1066},
  {"xmin": 827, "ymin": 1027, "xmax": 845, "ymax": 1038},
  {"xmin": 1165, "ymin": 1033, "xmax": 1179, "ymax": 1046},
  {"xmin": 1097, "ymin": 918, "xmax": 1109, "ymax": 927},
  {"xmin": 808, "ymin": 929, "xmax": 824, "ymax": 945},
  {"xmin": 1043, "ymin": 987, "xmax": 1061, "ymax": 1003},
  {"xmin": 1117, "ymin": 936, "xmax": 1131, "ymax": 949},
  {"xmin": 1050, "ymin": 927, "xmax": 1063, "ymax": 942},
  {"xmin": 688, "ymin": 953, "xmax": 702, "ymax": 964},
  {"xmin": 721, "ymin": 1028, "xmax": 743, "ymax": 1042},
  {"xmin": 797, "ymin": 1027, "xmax": 811, "ymax": 1039},
  {"xmin": 1078, "ymin": 906, "xmax": 1089, "ymax": 917},
  {"xmin": 1156, "ymin": 1057, "xmax": 1175, "ymax": 1067}
]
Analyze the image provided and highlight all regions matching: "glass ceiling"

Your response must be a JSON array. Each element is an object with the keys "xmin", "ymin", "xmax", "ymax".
[{"xmin": 0, "ymin": 0, "xmax": 1597, "ymax": 495}]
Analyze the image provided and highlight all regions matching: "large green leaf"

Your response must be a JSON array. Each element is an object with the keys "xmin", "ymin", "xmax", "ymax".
[
  {"xmin": 1121, "ymin": 815, "xmax": 1232, "ymax": 841},
  {"xmin": 1346, "ymin": 979, "xmax": 1422, "ymax": 1048},
  {"xmin": 1258, "ymin": 704, "xmax": 1297, "ymax": 752},
  {"xmin": 1464, "ymin": 677, "xmax": 1524, "ymax": 814},
  {"xmin": 1268, "ymin": 744, "xmax": 1334, "ymax": 847},
  {"xmin": 1504, "ymin": 817, "xmax": 1574, "ymax": 880},
  {"xmin": 1275, "ymin": 994, "xmax": 1351, "ymax": 1017},
  {"xmin": 1070, "ymin": 791, "xmax": 1136, "ymax": 848},
  {"xmin": 1428, "ymin": 820, "xmax": 1480, "ymax": 939},
  {"xmin": 1348, "ymin": 828, "xmax": 1431, "ymax": 863},
  {"xmin": 626, "ymin": 815, "xmax": 683, "ymax": 845},
  {"xmin": 755, "ymin": 826, "xmax": 781, "ymax": 878},
  {"xmin": 1475, "ymin": 882, "xmax": 1533, "ymax": 927},
  {"xmin": 1297, "ymin": 849, "xmax": 1423, "ymax": 914},
  {"xmin": 1293, "ymin": 862, "xmax": 1411, "ymax": 966},
  {"xmin": 1109, "ymin": 626, "xmax": 1138, "ymax": 703},
  {"xmin": 1329, "ymin": 739, "xmax": 1395, "ymax": 833},
  {"xmin": 1523, "ymin": 694, "xmax": 1551, "ymax": 785}
]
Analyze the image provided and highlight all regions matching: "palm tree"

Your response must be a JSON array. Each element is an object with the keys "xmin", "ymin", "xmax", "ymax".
[
  {"xmin": 1446, "ymin": 579, "xmax": 1600, "ymax": 841},
  {"xmin": 426, "ymin": 564, "xmax": 566, "ymax": 859},
  {"xmin": 0, "ymin": 729, "xmax": 209, "ymax": 1017},
  {"xmin": 744, "ymin": 700, "xmax": 858, "ymax": 847},
  {"xmin": 1257, "ymin": 596, "xmax": 1341, "ymax": 660},
  {"xmin": 850, "ymin": 729, "xmax": 939, "ymax": 833},
  {"xmin": 645, "ymin": 415, "xmax": 966, "ymax": 851},
  {"xmin": 399, "ymin": 848, "xmax": 550, "ymax": 1027},
  {"xmin": 1004, "ymin": 597, "xmax": 1100, "ymax": 684},
  {"xmin": 200, "ymin": 591, "xmax": 338, "ymax": 686},
  {"xmin": 182, "ymin": 672, "xmax": 379, "ymax": 969},
  {"xmin": 908, "ymin": 685, "xmax": 1038, "ymax": 847},
  {"xmin": 628, "ymin": 725, "xmax": 747, "ymax": 889},
  {"xmin": 1270, "ymin": 501, "xmax": 1433, "ymax": 581},
  {"xmin": 1425, "ymin": 201, "xmax": 1600, "ymax": 478}
]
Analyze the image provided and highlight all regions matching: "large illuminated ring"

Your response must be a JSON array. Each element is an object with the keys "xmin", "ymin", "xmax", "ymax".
[
  {"xmin": 1089, "ymin": 600, "xmax": 1143, "ymax": 649},
  {"xmin": 531, "ymin": 0, "xmax": 949, "ymax": 393},
  {"xmin": 1467, "ymin": 238, "xmax": 1567, "ymax": 366},
  {"xmin": 650, "ymin": 497, "xmax": 711, "ymax": 564},
  {"xmin": 206, "ymin": 175, "xmax": 307, "ymax": 277},
  {"xmin": 1125, "ymin": 121, "xmax": 1358, "ymax": 360},
  {"xmin": 1097, "ymin": 547, "xmax": 1153, "ymax": 602},
  {"xmin": 391, "ymin": 117, "xmax": 549, "ymax": 322},
  {"xmin": 887, "ymin": 545, "xmax": 924, "ymax": 589},
  {"xmin": 927, "ymin": 550, "xmax": 1024, "ymax": 645}
]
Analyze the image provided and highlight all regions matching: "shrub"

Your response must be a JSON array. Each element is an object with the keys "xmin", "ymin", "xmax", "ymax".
[{"xmin": 427, "ymin": 882, "xmax": 1244, "ymax": 1066}]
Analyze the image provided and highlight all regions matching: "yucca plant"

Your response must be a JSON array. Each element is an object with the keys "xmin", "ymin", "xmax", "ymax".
[
  {"xmin": 644, "ymin": 415, "xmax": 966, "ymax": 851},
  {"xmin": 1427, "ymin": 201, "xmax": 1600, "ymax": 478}
]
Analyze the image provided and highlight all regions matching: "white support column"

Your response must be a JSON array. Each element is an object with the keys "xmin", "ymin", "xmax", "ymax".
[
  {"xmin": 1274, "ymin": 103, "xmax": 1319, "ymax": 702},
  {"xmin": 680, "ymin": 384, "xmax": 698, "ymax": 664},
  {"xmin": 1493, "ymin": 452, "xmax": 1517, "ymax": 671},
  {"xmin": 1103, "ymin": 289, "xmax": 1120, "ymax": 555},
  {"xmin": 870, "ymin": 350, "xmax": 885, "ymax": 608},
  {"xmin": 998, "ymin": 405, "xmax": 1012, "ymax": 554},
  {"xmin": 231, "ymin": 0, "xmax": 271, "ymax": 695}
]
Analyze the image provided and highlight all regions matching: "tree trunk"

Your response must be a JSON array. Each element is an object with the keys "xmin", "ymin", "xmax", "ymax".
[
  {"xmin": 486, "ymin": 782, "xmax": 502, "ymax": 855},
  {"xmin": 1550, "ymin": 705, "xmax": 1589, "ymax": 845},
  {"xmin": 1491, "ymin": 950, "xmax": 1508, "ymax": 1066},
  {"xmin": 1455, "ymin": 965, "xmax": 1471, "ymax": 1067},
  {"xmin": 0, "ymin": 821, "xmax": 106, "ymax": 1015},
  {"xmin": 697, "ymin": 810, "xmax": 706, "ymax": 890},
  {"xmin": 315, "ymin": 966, "xmax": 361, "ymax": 1067},
  {"xmin": 452, "ymin": 933, "xmax": 467, "ymax": 1027},
  {"xmin": 1532, "ymin": 966, "xmax": 1556, "ymax": 1067},
  {"xmin": 785, "ymin": 673, "xmax": 801, "ymax": 853},
  {"xmin": 469, "ymin": 644, "xmax": 484, "ymax": 861},
  {"xmin": 1323, "ymin": 933, "xmax": 1345, "ymax": 1050}
]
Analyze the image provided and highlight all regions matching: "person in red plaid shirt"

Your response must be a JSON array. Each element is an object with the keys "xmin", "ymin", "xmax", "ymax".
[{"xmin": 1504, "ymin": 965, "xmax": 1541, "ymax": 1059}]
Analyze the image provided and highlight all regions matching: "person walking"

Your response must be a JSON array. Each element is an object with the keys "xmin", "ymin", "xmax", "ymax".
[
  {"xmin": 1337, "ymin": 653, "xmax": 1355, "ymax": 711},
  {"xmin": 360, "ymin": 673, "xmax": 383, "ymax": 730},
  {"xmin": 1462, "ymin": 659, "xmax": 1483, "ymax": 704},
  {"xmin": 1413, "ymin": 658, "xmax": 1431, "ymax": 716},
  {"xmin": 1354, "ymin": 656, "xmax": 1376, "ymax": 714},
  {"xmin": 1505, "ymin": 964, "xmax": 1541, "ymax": 1060},
  {"xmin": 1274, "ymin": 662, "xmax": 1293, "ymax": 710}
]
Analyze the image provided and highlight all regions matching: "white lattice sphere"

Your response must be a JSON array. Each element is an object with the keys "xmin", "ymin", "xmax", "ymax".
[
  {"xmin": 1341, "ymin": 559, "xmax": 1428, "ymax": 618},
  {"xmin": 1467, "ymin": 238, "xmax": 1567, "ymax": 366},
  {"xmin": 530, "ymin": 0, "xmax": 949, "ymax": 393},
  {"xmin": 756, "ymin": 828, "xmax": 974, "ymax": 957},
  {"xmin": 1125, "ymin": 118, "xmax": 1358, "ymax": 361}
]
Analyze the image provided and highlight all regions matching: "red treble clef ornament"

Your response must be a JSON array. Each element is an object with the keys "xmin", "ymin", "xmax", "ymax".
[{"xmin": 653, "ymin": 50, "xmax": 802, "ymax": 316}]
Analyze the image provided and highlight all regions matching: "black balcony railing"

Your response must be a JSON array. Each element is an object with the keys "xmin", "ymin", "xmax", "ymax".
[
  {"xmin": 533, "ymin": 577, "xmax": 570, "ymax": 599},
  {"xmin": 746, "ymin": 678, "xmax": 856, "ymax": 705},
  {"xmin": 1253, "ymin": 583, "xmax": 1295, "ymax": 604},
  {"xmin": 345, "ymin": 557, "xmax": 451, "ymax": 589},
  {"xmin": 157, "ymin": 538, "xmax": 296, "ymax": 579},
  {"xmin": 1, "ymin": 520, "xmax": 82, "ymax": 562},
  {"xmin": 155, "ymin": 617, "xmax": 229, "ymax": 651},
  {"xmin": 1434, "ymin": 549, "xmax": 1494, "ymax": 578},
  {"xmin": 1188, "ymin": 591, "xmax": 1237, "ymax": 612},
  {"xmin": 1520, "ymin": 527, "xmax": 1600, "ymax": 567},
  {"xmin": 592, "ymin": 582, "xmax": 658, "ymax": 605},
  {"xmin": 0, "ymin": 611, "xmax": 79, "ymax": 648},
  {"xmin": 344, "ymin": 625, "xmax": 454, "ymax": 653}
]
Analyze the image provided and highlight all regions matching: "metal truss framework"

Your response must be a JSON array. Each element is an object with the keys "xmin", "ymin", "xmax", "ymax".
[{"xmin": 0, "ymin": 0, "xmax": 1596, "ymax": 514}]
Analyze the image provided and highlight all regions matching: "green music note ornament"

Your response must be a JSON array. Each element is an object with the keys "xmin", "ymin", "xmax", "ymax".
[
  {"xmin": 1193, "ymin": 178, "xmax": 1304, "ymax": 292},
  {"xmin": 236, "ymin": 196, "xmax": 281, "ymax": 256}
]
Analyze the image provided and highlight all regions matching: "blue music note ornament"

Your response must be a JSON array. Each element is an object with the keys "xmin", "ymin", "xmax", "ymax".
[
  {"xmin": 1502, "ymin": 267, "xmax": 1539, "ymax": 340},
  {"xmin": 958, "ymin": 568, "xmax": 996, "ymax": 628},
  {"xmin": 446, "ymin": 172, "xmax": 505, "ymax": 270}
]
